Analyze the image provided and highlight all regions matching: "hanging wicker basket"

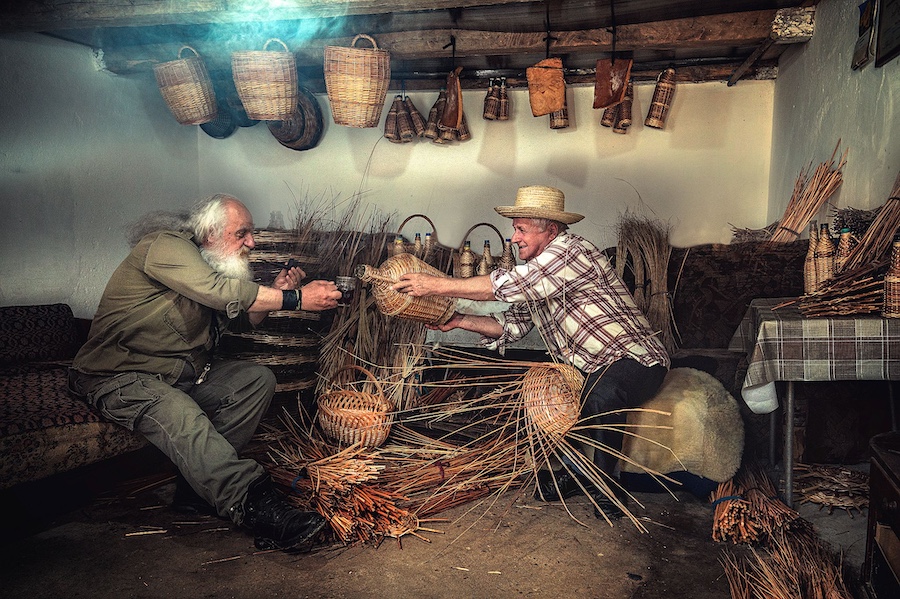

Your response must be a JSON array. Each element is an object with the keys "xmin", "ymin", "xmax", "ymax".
[
  {"xmin": 231, "ymin": 38, "xmax": 298, "ymax": 121},
  {"xmin": 521, "ymin": 364, "xmax": 584, "ymax": 441},
  {"xmin": 317, "ymin": 365, "xmax": 393, "ymax": 448},
  {"xmin": 452, "ymin": 222, "xmax": 505, "ymax": 278},
  {"xmin": 153, "ymin": 46, "xmax": 217, "ymax": 125},
  {"xmin": 324, "ymin": 34, "xmax": 391, "ymax": 128}
]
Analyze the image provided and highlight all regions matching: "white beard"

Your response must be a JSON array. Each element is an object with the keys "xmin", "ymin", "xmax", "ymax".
[{"xmin": 201, "ymin": 245, "xmax": 252, "ymax": 281}]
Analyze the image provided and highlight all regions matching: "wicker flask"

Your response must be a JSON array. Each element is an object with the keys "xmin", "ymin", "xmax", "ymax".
[
  {"xmin": 476, "ymin": 240, "xmax": 495, "ymax": 275},
  {"xmin": 834, "ymin": 227, "xmax": 853, "ymax": 273},
  {"xmin": 483, "ymin": 78, "xmax": 500, "ymax": 120},
  {"xmin": 356, "ymin": 253, "xmax": 456, "ymax": 325},
  {"xmin": 498, "ymin": 238, "xmax": 517, "ymax": 271},
  {"xmin": 413, "ymin": 233, "xmax": 423, "ymax": 258},
  {"xmin": 884, "ymin": 232, "xmax": 900, "ymax": 318},
  {"xmin": 458, "ymin": 240, "xmax": 476, "ymax": 278},
  {"xmin": 814, "ymin": 223, "xmax": 835, "ymax": 287},
  {"xmin": 498, "ymin": 78, "xmax": 510, "ymax": 121},
  {"xmin": 645, "ymin": 67, "xmax": 676, "ymax": 129},
  {"xmin": 803, "ymin": 220, "xmax": 819, "ymax": 294}
]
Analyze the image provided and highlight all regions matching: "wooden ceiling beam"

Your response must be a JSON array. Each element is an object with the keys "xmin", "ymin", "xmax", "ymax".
[
  {"xmin": 96, "ymin": 10, "xmax": 781, "ymax": 75},
  {"xmin": 0, "ymin": 0, "xmax": 530, "ymax": 32}
]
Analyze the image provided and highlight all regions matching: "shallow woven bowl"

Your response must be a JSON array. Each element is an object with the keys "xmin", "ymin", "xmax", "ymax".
[{"xmin": 521, "ymin": 364, "xmax": 584, "ymax": 440}]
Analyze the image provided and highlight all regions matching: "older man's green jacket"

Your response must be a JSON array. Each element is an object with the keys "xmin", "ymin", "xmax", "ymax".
[{"xmin": 73, "ymin": 230, "xmax": 260, "ymax": 385}]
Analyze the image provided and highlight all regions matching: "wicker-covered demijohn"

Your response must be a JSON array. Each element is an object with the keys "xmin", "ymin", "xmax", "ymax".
[
  {"xmin": 231, "ymin": 38, "xmax": 298, "ymax": 121},
  {"xmin": 356, "ymin": 253, "xmax": 456, "ymax": 326},
  {"xmin": 521, "ymin": 363, "xmax": 584, "ymax": 442},
  {"xmin": 153, "ymin": 46, "xmax": 217, "ymax": 125},
  {"xmin": 317, "ymin": 365, "xmax": 393, "ymax": 448},
  {"xmin": 324, "ymin": 34, "xmax": 391, "ymax": 128}
]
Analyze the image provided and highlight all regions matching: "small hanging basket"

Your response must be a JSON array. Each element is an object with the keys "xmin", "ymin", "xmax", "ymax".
[
  {"xmin": 324, "ymin": 34, "xmax": 391, "ymax": 128},
  {"xmin": 452, "ymin": 222, "xmax": 505, "ymax": 278},
  {"xmin": 317, "ymin": 365, "xmax": 394, "ymax": 448},
  {"xmin": 153, "ymin": 46, "xmax": 217, "ymax": 125},
  {"xmin": 231, "ymin": 38, "xmax": 298, "ymax": 121}
]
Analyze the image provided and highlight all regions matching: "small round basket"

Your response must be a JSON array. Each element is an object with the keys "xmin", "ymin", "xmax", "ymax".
[
  {"xmin": 521, "ymin": 364, "xmax": 584, "ymax": 441},
  {"xmin": 317, "ymin": 365, "xmax": 394, "ymax": 448}
]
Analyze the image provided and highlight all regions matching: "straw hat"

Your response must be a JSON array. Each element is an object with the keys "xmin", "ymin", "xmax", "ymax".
[{"xmin": 494, "ymin": 185, "xmax": 584, "ymax": 224}]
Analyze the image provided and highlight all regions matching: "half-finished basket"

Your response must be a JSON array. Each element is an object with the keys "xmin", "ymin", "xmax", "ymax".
[
  {"xmin": 521, "ymin": 364, "xmax": 584, "ymax": 441},
  {"xmin": 317, "ymin": 365, "xmax": 393, "ymax": 448}
]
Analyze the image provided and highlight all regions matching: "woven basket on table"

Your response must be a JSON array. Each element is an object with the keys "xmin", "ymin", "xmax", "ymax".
[
  {"xmin": 153, "ymin": 46, "xmax": 217, "ymax": 125},
  {"xmin": 231, "ymin": 38, "xmax": 298, "ymax": 121},
  {"xmin": 356, "ymin": 253, "xmax": 457, "ymax": 326},
  {"xmin": 452, "ymin": 222, "xmax": 505, "ymax": 278},
  {"xmin": 388, "ymin": 213, "xmax": 452, "ymax": 269},
  {"xmin": 521, "ymin": 364, "xmax": 584, "ymax": 441},
  {"xmin": 324, "ymin": 34, "xmax": 391, "ymax": 128},
  {"xmin": 317, "ymin": 365, "xmax": 393, "ymax": 448}
]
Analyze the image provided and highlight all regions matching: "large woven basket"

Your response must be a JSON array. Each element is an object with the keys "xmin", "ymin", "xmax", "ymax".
[
  {"xmin": 521, "ymin": 364, "xmax": 584, "ymax": 441},
  {"xmin": 356, "ymin": 253, "xmax": 457, "ymax": 326},
  {"xmin": 452, "ymin": 222, "xmax": 505, "ymax": 278},
  {"xmin": 153, "ymin": 46, "xmax": 217, "ymax": 125},
  {"xmin": 231, "ymin": 38, "xmax": 298, "ymax": 121},
  {"xmin": 324, "ymin": 34, "xmax": 391, "ymax": 128},
  {"xmin": 317, "ymin": 365, "xmax": 393, "ymax": 448}
]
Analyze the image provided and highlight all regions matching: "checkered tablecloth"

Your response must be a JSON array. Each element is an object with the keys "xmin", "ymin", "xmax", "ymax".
[{"xmin": 728, "ymin": 297, "xmax": 900, "ymax": 414}]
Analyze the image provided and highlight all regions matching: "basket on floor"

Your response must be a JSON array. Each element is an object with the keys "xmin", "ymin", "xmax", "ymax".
[
  {"xmin": 521, "ymin": 364, "xmax": 584, "ymax": 441},
  {"xmin": 153, "ymin": 46, "xmax": 217, "ymax": 125},
  {"xmin": 356, "ymin": 253, "xmax": 457, "ymax": 326},
  {"xmin": 317, "ymin": 365, "xmax": 393, "ymax": 448},
  {"xmin": 231, "ymin": 38, "xmax": 298, "ymax": 121},
  {"xmin": 324, "ymin": 34, "xmax": 391, "ymax": 128}
]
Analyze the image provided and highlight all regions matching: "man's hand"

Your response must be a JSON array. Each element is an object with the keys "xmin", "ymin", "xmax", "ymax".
[
  {"xmin": 426, "ymin": 312, "xmax": 464, "ymax": 332},
  {"xmin": 273, "ymin": 266, "xmax": 305, "ymax": 290},
  {"xmin": 393, "ymin": 273, "xmax": 440, "ymax": 297},
  {"xmin": 301, "ymin": 280, "xmax": 341, "ymax": 311}
]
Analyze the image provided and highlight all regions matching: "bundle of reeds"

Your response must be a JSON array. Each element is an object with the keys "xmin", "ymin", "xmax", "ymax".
[
  {"xmin": 770, "ymin": 142, "xmax": 848, "ymax": 243},
  {"xmin": 615, "ymin": 211, "xmax": 677, "ymax": 352},
  {"xmin": 839, "ymin": 170, "xmax": 900, "ymax": 272},
  {"xmin": 794, "ymin": 463, "xmax": 868, "ymax": 517},
  {"xmin": 776, "ymin": 259, "xmax": 886, "ymax": 316},
  {"xmin": 830, "ymin": 204, "xmax": 881, "ymax": 239},
  {"xmin": 730, "ymin": 221, "xmax": 778, "ymax": 244}
]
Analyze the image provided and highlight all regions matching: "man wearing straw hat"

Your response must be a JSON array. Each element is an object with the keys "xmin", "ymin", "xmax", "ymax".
[
  {"xmin": 69, "ymin": 194, "xmax": 341, "ymax": 551},
  {"xmin": 394, "ymin": 185, "xmax": 670, "ymax": 520}
]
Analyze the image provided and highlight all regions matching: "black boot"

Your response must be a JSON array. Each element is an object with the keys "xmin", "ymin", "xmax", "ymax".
[
  {"xmin": 172, "ymin": 473, "xmax": 217, "ymax": 517},
  {"xmin": 243, "ymin": 475, "xmax": 327, "ymax": 551},
  {"xmin": 590, "ymin": 484, "xmax": 629, "ymax": 521},
  {"xmin": 534, "ymin": 469, "xmax": 592, "ymax": 502}
]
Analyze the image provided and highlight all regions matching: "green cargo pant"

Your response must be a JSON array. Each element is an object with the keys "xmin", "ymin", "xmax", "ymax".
[{"xmin": 69, "ymin": 360, "xmax": 274, "ymax": 525}]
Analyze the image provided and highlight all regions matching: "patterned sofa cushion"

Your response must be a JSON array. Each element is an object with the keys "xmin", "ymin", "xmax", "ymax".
[{"xmin": 0, "ymin": 304, "xmax": 81, "ymax": 365}]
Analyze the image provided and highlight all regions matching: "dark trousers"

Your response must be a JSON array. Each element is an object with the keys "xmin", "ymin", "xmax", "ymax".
[{"xmin": 580, "ymin": 358, "xmax": 668, "ymax": 476}]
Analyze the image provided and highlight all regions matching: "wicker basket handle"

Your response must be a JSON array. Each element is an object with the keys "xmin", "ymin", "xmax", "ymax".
[
  {"xmin": 350, "ymin": 34, "xmax": 379, "ymax": 50},
  {"xmin": 178, "ymin": 46, "xmax": 200, "ymax": 59},
  {"xmin": 458, "ymin": 222, "xmax": 505, "ymax": 251},
  {"xmin": 263, "ymin": 38, "xmax": 290, "ymax": 52},
  {"xmin": 331, "ymin": 364, "xmax": 384, "ymax": 397},
  {"xmin": 397, "ymin": 213, "xmax": 436, "ymax": 237}
]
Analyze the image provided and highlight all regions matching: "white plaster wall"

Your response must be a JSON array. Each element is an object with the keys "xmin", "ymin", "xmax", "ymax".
[
  {"xmin": 0, "ymin": 34, "xmax": 200, "ymax": 317},
  {"xmin": 199, "ymin": 81, "xmax": 774, "ymax": 251},
  {"xmin": 770, "ymin": 0, "xmax": 900, "ymax": 222}
]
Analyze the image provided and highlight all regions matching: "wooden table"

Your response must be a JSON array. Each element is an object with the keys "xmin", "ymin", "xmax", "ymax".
[{"xmin": 729, "ymin": 297, "xmax": 900, "ymax": 507}]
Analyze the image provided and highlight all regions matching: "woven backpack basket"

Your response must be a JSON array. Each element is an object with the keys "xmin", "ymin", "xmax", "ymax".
[
  {"xmin": 317, "ymin": 365, "xmax": 393, "ymax": 448},
  {"xmin": 153, "ymin": 46, "xmax": 217, "ymax": 125},
  {"xmin": 231, "ymin": 38, "xmax": 298, "ymax": 121},
  {"xmin": 324, "ymin": 34, "xmax": 391, "ymax": 128}
]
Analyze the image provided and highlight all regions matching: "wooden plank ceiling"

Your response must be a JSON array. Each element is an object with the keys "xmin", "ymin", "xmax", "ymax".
[{"xmin": 0, "ymin": 1, "xmax": 817, "ymax": 89}]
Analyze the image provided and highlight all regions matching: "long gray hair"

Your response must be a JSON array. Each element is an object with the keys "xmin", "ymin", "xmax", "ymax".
[{"xmin": 124, "ymin": 193, "xmax": 234, "ymax": 247}]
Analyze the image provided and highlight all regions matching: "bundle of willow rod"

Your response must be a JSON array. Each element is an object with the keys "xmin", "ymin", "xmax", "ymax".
[
  {"xmin": 829, "ymin": 204, "xmax": 881, "ymax": 239},
  {"xmin": 711, "ymin": 462, "xmax": 801, "ymax": 545},
  {"xmin": 839, "ymin": 170, "xmax": 900, "ymax": 272},
  {"xmin": 730, "ymin": 221, "xmax": 777, "ymax": 244},
  {"xmin": 770, "ymin": 142, "xmax": 848, "ymax": 243},
  {"xmin": 776, "ymin": 259, "xmax": 886, "ymax": 317},
  {"xmin": 615, "ymin": 211, "xmax": 677, "ymax": 353},
  {"xmin": 794, "ymin": 463, "xmax": 868, "ymax": 517}
]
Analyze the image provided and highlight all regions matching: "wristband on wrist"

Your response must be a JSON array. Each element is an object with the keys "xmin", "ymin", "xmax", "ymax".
[{"xmin": 281, "ymin": 289, "xmax": 299, "ymax": 311}]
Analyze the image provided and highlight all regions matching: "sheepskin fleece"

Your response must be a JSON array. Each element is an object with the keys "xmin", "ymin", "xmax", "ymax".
[{"xmin": 620, "ymin": 367, "xmax": 744, "ymax": 482}]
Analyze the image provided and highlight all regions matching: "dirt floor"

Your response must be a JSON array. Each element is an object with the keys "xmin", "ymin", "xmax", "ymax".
[{"xmin": 0, "ymin": 450, "xmax": 870, "ymax": 599}]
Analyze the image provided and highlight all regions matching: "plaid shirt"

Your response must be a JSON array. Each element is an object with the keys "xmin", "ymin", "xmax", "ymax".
[{"xmin": 485, "ymin": 233, "xmax": 670, "ymax": 373}]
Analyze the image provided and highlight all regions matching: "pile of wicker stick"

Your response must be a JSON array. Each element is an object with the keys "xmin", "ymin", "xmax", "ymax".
[
  {"xmin": 712, "ymin": 462, "xmax": 853, "ymax": 599},
  {"xmin": 794, "ymin": 463, "xmax": 868, "ymax": 517}
]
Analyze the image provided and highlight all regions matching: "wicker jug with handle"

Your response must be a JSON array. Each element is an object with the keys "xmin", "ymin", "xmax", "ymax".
[{"xmin": 356, "ymin": 253, "xmax": 456, "ymax": 326}]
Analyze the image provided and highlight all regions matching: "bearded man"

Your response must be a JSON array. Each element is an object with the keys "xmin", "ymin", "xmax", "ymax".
[{"xmin": 69, "ymin": 193, "xmax": 340, "ymax": 550}]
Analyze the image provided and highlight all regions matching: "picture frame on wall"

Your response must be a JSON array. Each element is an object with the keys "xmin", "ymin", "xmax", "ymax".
[
  {"xmin": 852, "ymin": 0, "xmax": 877, "ymax": 69},
  {"xmin": 875, "ymin": 0, "xmax": 900, "ymax": 66}
]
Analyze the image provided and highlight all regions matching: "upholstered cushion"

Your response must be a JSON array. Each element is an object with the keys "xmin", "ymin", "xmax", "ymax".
[
  {"xmin": 0, "ymin": 365, "xmax": 147, "ymax": 489},
  {"xmin": 0, "ymin": 304, "xmax": 81, "ymax": 365}
]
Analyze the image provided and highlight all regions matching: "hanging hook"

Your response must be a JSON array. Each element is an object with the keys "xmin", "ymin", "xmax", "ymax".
[
  {"xmin": 543, "ymin": 1, "xmax": 558, "ymax": 59},
  {"xmin": 443, "ymin": 35, "xmax": 457, "ymax": 69}
]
